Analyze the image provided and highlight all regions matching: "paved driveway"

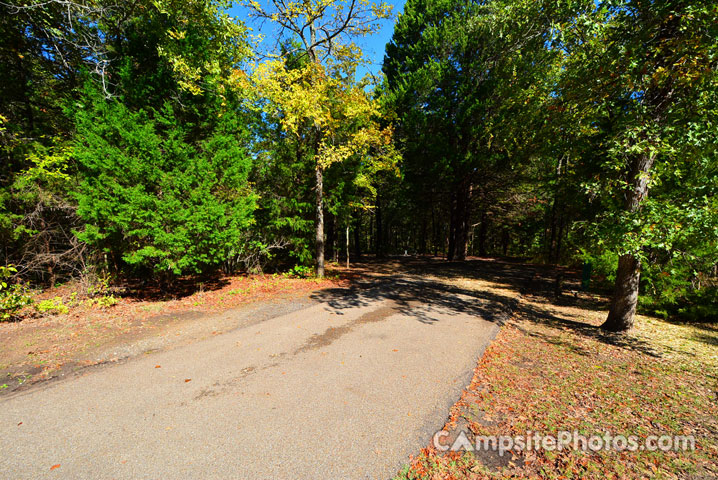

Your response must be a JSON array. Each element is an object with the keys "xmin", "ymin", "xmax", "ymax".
[{"xmin": 1, "ymin": 271, "xmax": 505, "ymax": 479}]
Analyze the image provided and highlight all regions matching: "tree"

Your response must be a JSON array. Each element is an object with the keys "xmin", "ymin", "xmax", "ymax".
[
  {"xmin": 74, "ymin": 88, "xmax": 256, "ymax": 277},
  {"xmin": 1, "ymin": 0, "xmax": 256, "ymax": 282},
  {"xmin": 0, "ymin": 0, "xmax": 98, "ymax": 281},
  {"xmin": 556, "ymin": 0, "xmax": 718, "ymax": 330},
  {"xmin": 241, "ymin": 0, "xmax": 392, "ymax": 277},
  {"xmin": 71, "ymin": 0, "xmax": 258, "ymax": 277},
  {"xmin": 383, "ymin": 0, "xmax": 560, "ymax": 260}
]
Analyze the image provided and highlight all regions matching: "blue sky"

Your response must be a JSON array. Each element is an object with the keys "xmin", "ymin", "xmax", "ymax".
[{"xmin": 227, "ymin": 0, "xmax": 407, "ymax": 79}]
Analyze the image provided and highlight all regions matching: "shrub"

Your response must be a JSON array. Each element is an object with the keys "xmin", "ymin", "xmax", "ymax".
[
  {"xmin": 73, "ymin": 87, "xmax": 256, "ymax": 277},
  {"xmin": 0, "ymin": 266, "xmax": 33, "ymax": 321},
  {"xmin": 93, "ymin": 295, "xmax": 119, "ymax": 309},
  {"xmin": 35, "ymin": 297, "xmax": 69, "ymax": 315}
]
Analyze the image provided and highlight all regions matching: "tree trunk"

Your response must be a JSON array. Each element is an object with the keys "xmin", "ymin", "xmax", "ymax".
[
  {"xmin": 315, "ymin": 165, "xmax": 325, "ymax": 277},
  {"xmin": 419, "ymin": 217, "xmax": 427, "ymax": 255},
  {"xmin": 555, "ymin": 215, "xmax": 564, "ymax": 262},
  {"xmin": 346, "ymin": 225, "xmax": 350, "ymax": 269},
  {"xmin": 602, "ymin": 152, "xmax": 656, "ymax": 331},
  {"xmin": 327, "ymin": 213, "xmax": 337, "ymax": 263},
  {"xmin": 603, "ymin": 254, "xmax": 642, "ymax": 331},
  {"xmin": 478, "ymin": 211, "xmax": 488, "ymax": 257},
  {"xmin": 547, "ymin": 200, "xmax": 557, "ymax": 262},
  {"xmin": 353, "ymin": 217, "xmax": 361, "ymax": 259},
  {"xmin": 447, "ymin": 194, "xmax": 456, "ymax": 261},
  {"xmin": 375, "ymin": 196, "xmax": 383, "ymax": 258},
  {"xmin": 308, "ymin": 27, "xmax": 326, "ymax": 277},
  {"xmin": 454, "ymin": 182, "xmax": 471, "ymax": 261},
  {"xmin": 463, "ymin": 185, "xmax": 473, "ymax": 259},
  {"xmin": 431, "ymin": 207, "xmax": 438, "ymax": 256}
]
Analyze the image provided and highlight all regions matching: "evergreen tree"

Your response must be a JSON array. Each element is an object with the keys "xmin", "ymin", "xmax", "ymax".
[{"xmin": 74, "ymin": 88, "xmax": 256, "ymax": 276}]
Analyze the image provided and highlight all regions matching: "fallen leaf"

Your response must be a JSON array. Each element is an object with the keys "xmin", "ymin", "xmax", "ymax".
[{"xmin": 50, "ymin": 464, "xmax": 60, "ymax": 471}]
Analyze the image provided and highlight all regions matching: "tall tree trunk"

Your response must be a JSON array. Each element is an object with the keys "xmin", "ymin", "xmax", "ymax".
[
  {"xmin": 346, "ymin": 225, "xmax": 350, "ymax": 269},
  {"xmin": 555, "ymin": 215, "xmax": 564, "ymax": 262},
  {"xmin": 463, "ymin": 185, "xmax": 473, "ymax": 259},
  {"xmin": 547, "ymin": 200, "xmax": 557, "ymax": 263},
  {"xmin": 602, "ymin": 152, "xmax": 656, "ymax": 331},
  {"xmin": 447, "ymin": 193, "xmax": 457, "ymax": 261},
  {"xmin": 478, "ymin": 211, "xmax": 488, "ymax": 257},
  {"xmin": 375, "ymin": 195, "xmax": 383, "ymax": 258},
  {"xmin": 419, "ymin": 217, "xmax": 427, "ymax": 255},
  {"xmin": 327, "ymin": 212, "xmax": 336, "ymax": 263},
  {"xmin": 315, "ymin": 164, "xmax": 325, "ymax": 277},
  {"xmin": 547, "ymin": 155, "xmax": 564, "ymax": 263},
  {"xmin": 353, "ymin": 217, "xmax": 361, "ymax": 259},
  {"xmin": 431, "ymin": 207, "xmax": 438, "ymax": 256},
  {"xmin": 454, "ymin": 182, "xmax": 471, "ymax": 261},
  {"xmin": 308, "ymin": 26, "xmax": 325, "ymax": 277}
]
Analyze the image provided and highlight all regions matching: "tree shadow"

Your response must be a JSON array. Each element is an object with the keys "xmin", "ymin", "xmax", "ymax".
[
  {"xmin": 691, "ymin": 332, "xmax": 718, "ymax": 347},
  {"xmin": 325, "ymin": 256, "xmax": 666, "ymax": 358},
  {"xmin": 310, "ymin": 263, "xmax": 520, "ymax": 326},
  {"xmin": 515, "ymin": 301, "xmax": 662, "ymax": 358}
]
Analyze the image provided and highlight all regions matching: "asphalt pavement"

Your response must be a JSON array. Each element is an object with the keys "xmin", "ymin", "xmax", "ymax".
[{"xmin": 1, "ymin": 271, "xmax": 502, "ymax": 479}]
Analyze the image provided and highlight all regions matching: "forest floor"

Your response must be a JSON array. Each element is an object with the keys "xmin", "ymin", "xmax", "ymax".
[{"xmin": 394, "ymin": 260, "xmax": 718, "ymax": 480}]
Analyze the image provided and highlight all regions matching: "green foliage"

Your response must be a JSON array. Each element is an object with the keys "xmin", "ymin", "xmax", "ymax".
[
  {"xmin": 285, "ymin": 264, "xmax": 314, "ymax": 278},
  {"xmin": 35, "ymin": 296, "xmax": 69, "ymax": 315},
  {"xmin": 0, "ymin": 265, "xmax": 33, "ymax": 321},
  {"xmin": 250, "ymin": 115, "xmax": 318, "ymax": 267},
  {"xmin": 381, "ymin": 0, "xmax": 718, "ymax": 321},
  {"xmin": 91, "ymin": 295, "xmax": 119, "ymax": 309},
  {"xmin": 85, "ymin": 271, "xmax": 113, "ymax": 298},
  {"xmin": 554, "ymin": 0, "xmax": 718, "ymax": 321},
  {"xmin": 383, "ymin": 0, "xmax": 561, "ymax": 260},
  {"xmin": 2, "ymin": 0, "xmax": 716, "ymax": 325},
  {"xmin": 1, "ymin": 1, "xmax": 97, "ymax": 282},
  {"xmin": 1, "ymin": 0, "xmax": 259, "ymax": 283},
  {"xmin": 576, "ymin": 248, "xmax": 620, "ymax": 286},
  {"xmin": 73, "ymin": 86, "xmax": 257, "ymax": 276}
]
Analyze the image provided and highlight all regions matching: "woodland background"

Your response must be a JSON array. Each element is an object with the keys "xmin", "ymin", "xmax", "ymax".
[{"xmin": 1, "ymin": 0, "xmax": 716, "ymax": 328}]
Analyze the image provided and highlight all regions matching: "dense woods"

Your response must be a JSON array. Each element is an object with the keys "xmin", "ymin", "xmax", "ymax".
[{"xmin": 1, "ymin": 0, "xmax": 717, "ymax": 330}]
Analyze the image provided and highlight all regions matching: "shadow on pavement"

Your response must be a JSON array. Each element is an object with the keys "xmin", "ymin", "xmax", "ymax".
[{"xmin": 313, "ymin": 256, "xmax": 665, "ymax": 358}]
